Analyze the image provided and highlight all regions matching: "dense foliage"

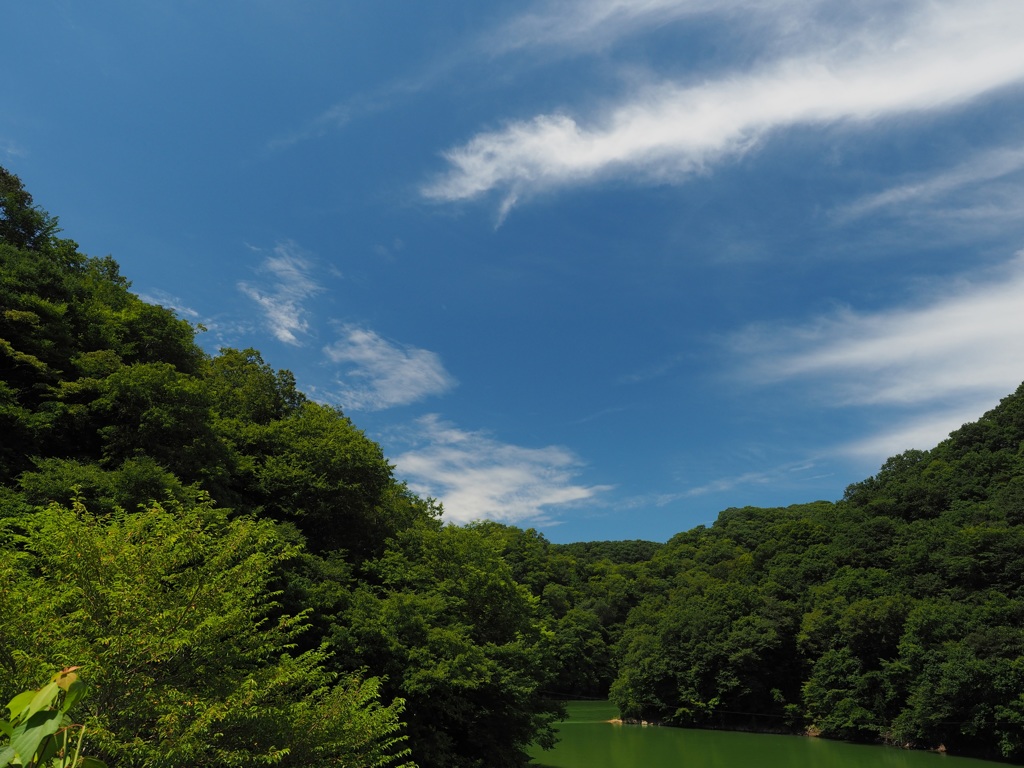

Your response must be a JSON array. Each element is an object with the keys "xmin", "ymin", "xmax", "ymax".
[
  {"xmin": 7, "ymin": 164, "xmax": 1024, "ymax": 764},
  {"xmin": 0, "ymin": 167, "xmax": 560, "ymax": 768},
  {"xmin": 608, "ymin": 391, "xmax": 1024, "ymax": 761}
]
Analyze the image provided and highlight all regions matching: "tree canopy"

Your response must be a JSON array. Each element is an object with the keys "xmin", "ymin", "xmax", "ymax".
[{"xmin": 0, "ymin": 167, "xmax": 561, "ymax": 768}]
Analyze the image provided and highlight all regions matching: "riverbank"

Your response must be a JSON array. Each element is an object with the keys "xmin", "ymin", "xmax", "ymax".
[
  {"xmin": 531, "ymin": 702, "xmax": 1009, "ymax": 768},
  {"xmin": 608, "ymin": 713, "xmax": 1004, "ymax": 764}
]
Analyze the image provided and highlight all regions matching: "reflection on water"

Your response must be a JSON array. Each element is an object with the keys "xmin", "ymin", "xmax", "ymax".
[{"xmin": 528, "ymin": 701, "xmax": 1005, "ymax": 768}]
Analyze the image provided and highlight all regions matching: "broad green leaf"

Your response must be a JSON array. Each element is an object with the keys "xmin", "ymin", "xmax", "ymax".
[
  {"xmin": 5, "ymin": 690, "xmax": 34, "ymax": 721},
  {"xmin": 33, "ymin": 729, "xmax": 59, "ymax": 765},
  {"xmin": 60, "ymin": 680, "xmax": 87, "ymax": 714},
  {"xmin": 0, "ymin": 744, "xmax": 16, "ymax": 768},
  {"xmin": 80, "ymin": 758, "xmax": 109, "ymax": 768},
  {"xmin": 10, "ymin": 709, "xmax": 61, "ymax": 764},
  {"xmin": 0, "ymin": 720, "xmax": 11, "ymax": 739},
  {"xmin": 24, "ymin": 682, "xmax": 60, "ymax": 721}
]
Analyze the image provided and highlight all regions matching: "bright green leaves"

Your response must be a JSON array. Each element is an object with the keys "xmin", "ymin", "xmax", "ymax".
[
  {"xmin": 5, "ymin": 710, "xmax": 62, "ymax": 768},
  {"xmin": 1, "ymin": 500, "xmax": 413, "ymax": 768},
  {"xmin": 0, "ymin": 196, "xmax": 207, "ymax": 487},
  {"xmin": 0, "ymin": 668, "xmax": 106, "ymax": 768}
]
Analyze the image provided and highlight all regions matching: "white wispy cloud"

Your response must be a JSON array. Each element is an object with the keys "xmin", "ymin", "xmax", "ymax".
[
  {"xmin": 424, "ymin": 0, "xmax": 1024, "ymax": 211},
  {"xmin": 268, "ymin": 105, "xmax": 353, "ymax": 151},
  {"xmin": 267, "ymin": 56, "xmax": 458, "ymax": 150},
  {"xmin": 0, "ymin": 138, "xmax": 27, "ymax": 158},
  {"xmin": 238, "ymin": 241, "xmax": 322, "ymax": 346},
  {"xmin": 680, "ymin": 461, "xmax": 820, "ymax": 499},
  {"xmin": 138, "ymin": 289, "xmax": 200, "ymax": 319},
  {"xmin": 489, "ymin": 0, "xmax": 815, "ymax": 54},
  {"xmin": 835, "ymin": 144, "xmax": 1024, "ymax": 222},
  {"xmin": 739, "ymin": 253, "xmax": 1024, "ymax": 462},
  {"xmin": 393, "ymin": 414, "xmax": 612, "ymax": 525},
  {"xmin": 835, "ymin": 405, "xmax": 995, "ymax": 462},
  {"xmin": 323, "ymin": 325, "xmax": 456, "ymax": 411},
  {"xmin": 746, "ymin": 256, "xmax": 1024, "ymax": 406}
]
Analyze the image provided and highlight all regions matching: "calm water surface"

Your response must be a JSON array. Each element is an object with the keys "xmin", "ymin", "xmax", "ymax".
[{"xmin": 528, "ymin": 701, "xmax": 1008, "ymax": 768}]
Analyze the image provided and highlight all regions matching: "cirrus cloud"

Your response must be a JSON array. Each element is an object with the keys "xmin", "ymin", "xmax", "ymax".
[
  {"xmin": 743, "ymin": 255, "xmax": 1024, "ymax": 407},
  {"xmin": 738, "ymin": 252, "xmax": 1024, "ymax": 464},
  {"xmin": 392, "ymin": 414, "xmax": 612, "ymax": 525},
  {"xmin": 238, "ymin": 241, "xmax": 323, "ymax": 346},
  {"xmin": 489, "ymin": 0, "xmax": 819, "ymax": 54},
  {"xmin": 424, "ymin": 0, "xmax": 1024, "ymax": 213},
  {"xmin": 323, "ymin": 325, "xmax": 457, "ymax": 411}
]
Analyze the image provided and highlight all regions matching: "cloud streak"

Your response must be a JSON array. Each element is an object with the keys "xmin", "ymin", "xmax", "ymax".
[
  {"xmin": 836, "ymin": 144, "xmax": 1024, "ymax": 222},
  {"xmin": 835, "ymin": 405, "xmax": 994, "ymax": 462},
  {"xmin": 746, "ymin": 256, "xmax": 1024, "ymax": 407},
  {"xmin": 323, "ymin": 325, "xmax": 456, "ymax": 411},
  {"xmin": 0, "ymin": 138, "xmax": 27, "ymax": 158},
  {"xmin": 138, "ymin": 289, "xmax": 200, "ymax": 319},
  {"xmin": 490, "ymin": 0, "xmax": 815, "ymax": 54},
  {"xmin": 267, "ymin": 103, "xmax": 357, "ymax": 151},
  {"xmin": 393, "ymin": 415, "xmax": 612, "ymax": 525},
  {"xmin": 238, "ymin": 242, "xmax": 322, "ymax": 346},
  {"xmin": 424, "ymin": 0, "xmax": 1024, "ymax": 210},
  {"xmin": 680, "ymin": 461, "xmax": 820, "ymax": 499},
  {"xmin": 739, "ymin": 253, "xmax": 1024, "ymax": 462}
]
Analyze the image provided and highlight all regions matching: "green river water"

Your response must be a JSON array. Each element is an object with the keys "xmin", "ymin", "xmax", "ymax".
[{"xmin": 528, "ymin": 701, "xmax": 1008, "ymax": 768}]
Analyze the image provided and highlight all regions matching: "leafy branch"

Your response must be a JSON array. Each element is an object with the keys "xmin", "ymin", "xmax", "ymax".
[{"xmin": 0, "ymin": 667, "xmax": 106, "ymax": 768}]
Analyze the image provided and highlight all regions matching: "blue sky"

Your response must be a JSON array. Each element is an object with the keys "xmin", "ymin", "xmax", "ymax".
[{"xmin": 6, "ymin": 1, "xmax": 1024, "ymax": 543}]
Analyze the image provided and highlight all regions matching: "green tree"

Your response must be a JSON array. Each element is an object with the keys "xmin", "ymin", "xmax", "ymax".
[
  {"xmin": 338, "ymin": 521, "xmax": 561, "ymax": 768},
  {"xmin": 0, "ymin": 168, "xmax": 59, "ymax": 251},
  {"xmin": 0, "ymin": 497, "xmax": 413, "ymax": 768},
  {"xmin": 221, "ymin": 400, "xmax": 395, "ymax": 558},
  {"xmin": 88, "ymin": 362, "xmax": 230, "ymax": 488}
]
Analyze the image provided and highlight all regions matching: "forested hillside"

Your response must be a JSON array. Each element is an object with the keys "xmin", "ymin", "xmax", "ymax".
[
  {"xmin": 6, "ymin": 165, "xmax": 1024, "ymax": 765},
  {"xmin": 608, "ymin": 388, "xmax": 1024, "ymax": 760},
  {"xmin": 0, "ymin": 167, "xmax": 568, "ymax": 768}
]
